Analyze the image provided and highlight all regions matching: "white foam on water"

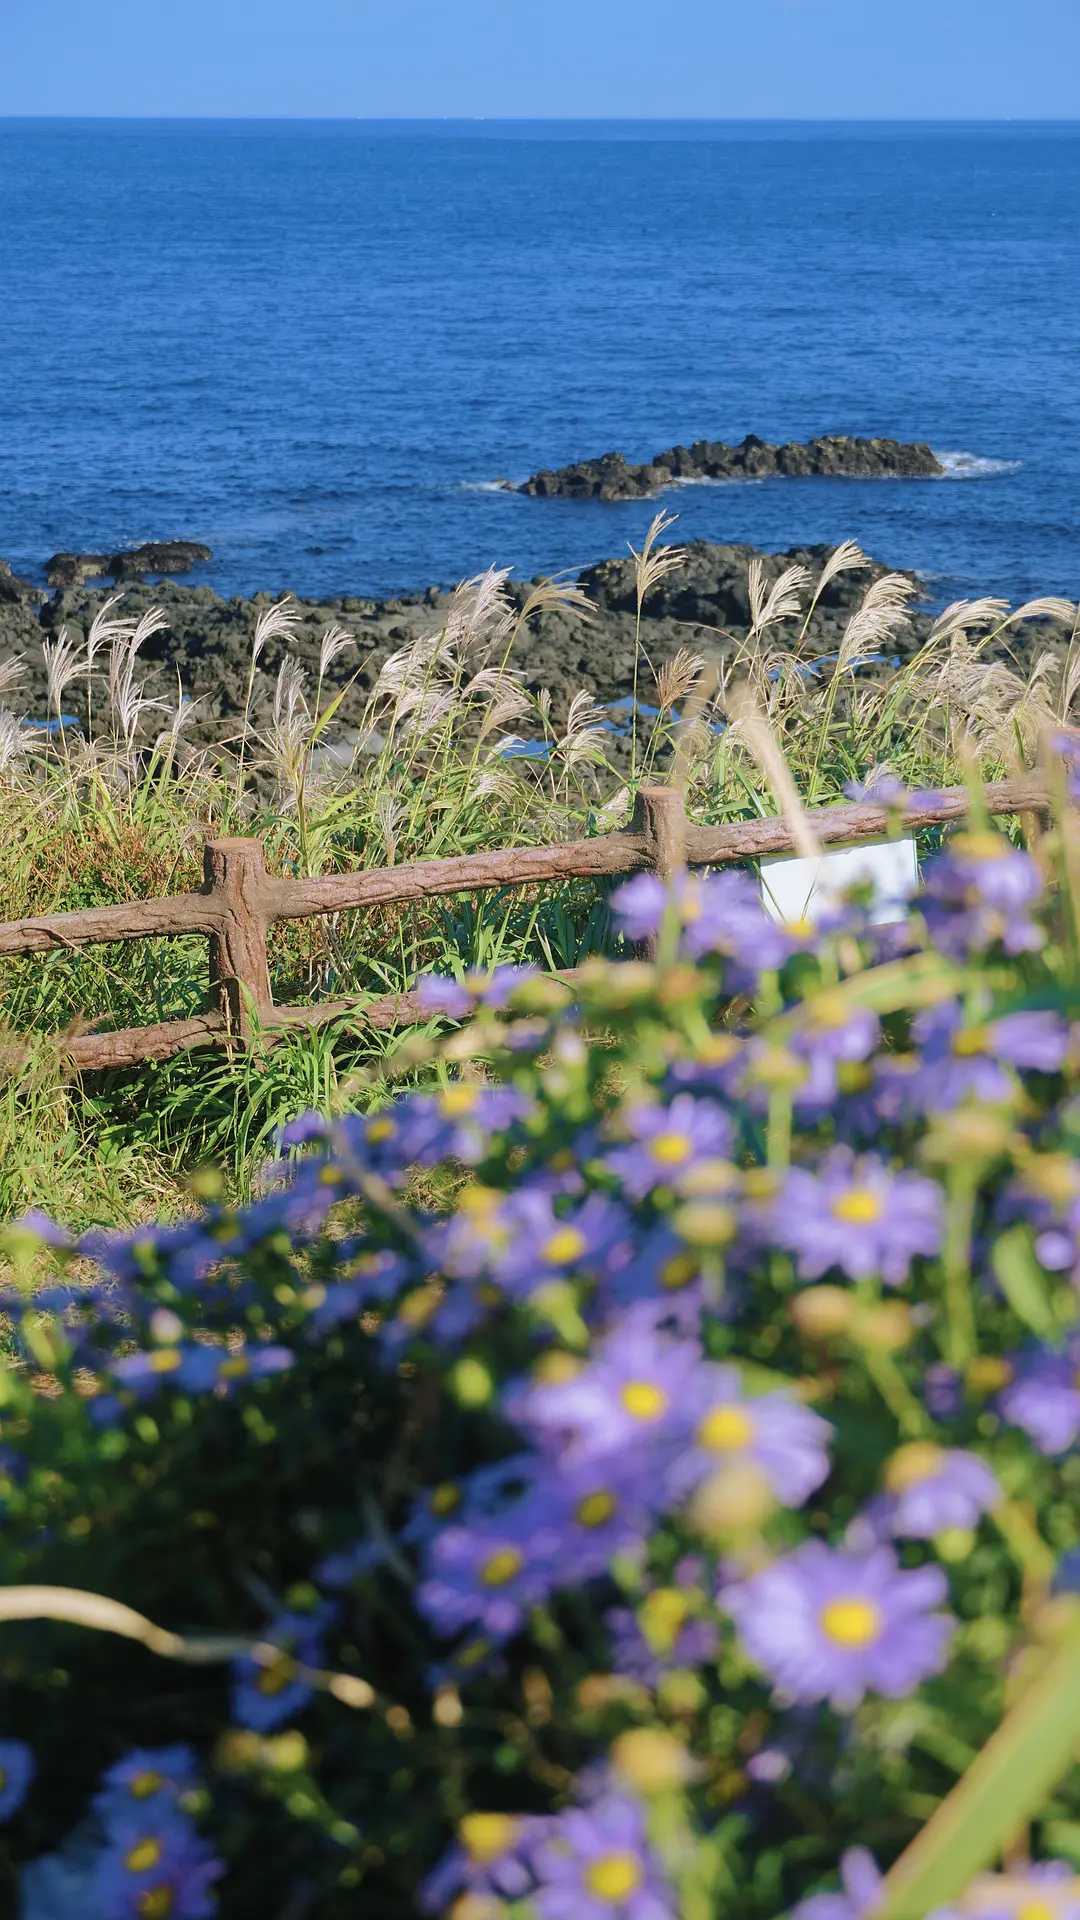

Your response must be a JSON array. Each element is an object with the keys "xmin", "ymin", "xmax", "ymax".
[
  {"xmin": 933, "ymin": 449, "xmax": 1024, "ymax": 479},
  {"xmin": 459, "ymin": 479, "xmax": 517, "ymax": 494}
]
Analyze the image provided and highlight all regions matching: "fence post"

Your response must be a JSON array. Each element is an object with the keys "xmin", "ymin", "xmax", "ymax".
[
  {"xmin": 632, "ymin": 786, "xmax": 687, "ymax": 958},
  {"xmin": 635, "ymin": 785, "xmax": 687, "ymax": 882},
  {"xmin": 203, "ymin": 838, "xmax": 274, "ymax": 1038}
]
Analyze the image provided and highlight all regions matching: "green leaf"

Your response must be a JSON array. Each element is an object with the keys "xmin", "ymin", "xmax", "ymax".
[
  {"xmin": 991, "ymin": 1226, "xmax": 1059, "ymax": 1339},
  {"xmin": 875, "ymin": 1608, "xmax": 1080, "ymax": 1920}
]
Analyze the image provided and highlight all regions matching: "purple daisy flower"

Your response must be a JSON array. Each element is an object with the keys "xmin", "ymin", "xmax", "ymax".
[
  {"xmin": 531, "ymin": 1794, "xmax": 676, "ymax": 1920},
  {"xmin": 997, "ymin": 1343, "xmax": 1080, "ymax": 1455},
  {"xmin": 960, "ymin": 1862, "xmax": 1080, "ymax": 1920},
  {"xmin": 774, "ymin": 1148, "xmax": 943, "ymax": 1285},
  {"xmin": 724, "ymin": 1541, "xmax": 953, "ymax": 1710},
  {"xmin": 93, "ymin": 1746, "xmax": 198, "ymax": 1828},
  {"xmin": 414, "ymin": 973, "xmax": 474, "ymax": 1018},
  {"xmin": 416, "ymin": 1501, "xmax": 562, "ymax": 1645},
  {"xmin": 605, "ymin": 1584, "xmax": 720, "ymax": 1687},
  {"xmin": 666, "ymin": 1363, "xmax": 832, "ymax": 1508},
  {"xmin": 93, "ymin": 1809, "xmax": 221, "ymax": 1920},
  {"xmin": 231, "ymin": 1609, "xmax": 330, "ymax": 1732},
  {"xmin": 913, "ymin": 1002, "xmax": 1070, "ymax": 1109},
  {"xmin": 864, "ymin": 1443, "xmax": 1000, "ymax": 1539},
  {"xmin": 680, "ymin": 869, "xmax": 793, "ymax": 982},
  {"xmin": 0, "ymin": 1738, "xmax": 34, "ymax": 1820},
  {"xmin": 421, "ymin": 1811, "xmax": 545, "ymax": 1913},
  {"xmin": 605, "ymin": 1094, "xmax": 733, "ymax": 1199},
  {"xmin": 792, "ymin": 1847, "xmax": 885, "ymax": 1920},
  {"xmin": 504, "ymin": 1320, "xmax": 704, "ymax": 1463},
  {"xmin": 920, "ymin": 830, "xmax": 1045, "ymax": 959}
]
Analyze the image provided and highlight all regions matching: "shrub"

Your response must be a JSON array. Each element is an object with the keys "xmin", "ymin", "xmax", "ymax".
[{"xmin": 3, "ymin": 759, "xmax": 1080, "ymax": 1916}]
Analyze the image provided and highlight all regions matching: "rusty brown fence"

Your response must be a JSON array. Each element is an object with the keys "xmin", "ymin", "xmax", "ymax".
[{"xmin": 0, "ymin": 778, "xmax": 1049, "ymax": 1074}]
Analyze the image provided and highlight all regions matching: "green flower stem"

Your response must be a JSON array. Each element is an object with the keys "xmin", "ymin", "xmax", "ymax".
[
  {"xmin": 941, "ymin": 1168, "xmax": 979, "ymax": 1371},
  {"xmin": 991, "ymin": 1499, "xmax": 1056, "ymax": 1591}
]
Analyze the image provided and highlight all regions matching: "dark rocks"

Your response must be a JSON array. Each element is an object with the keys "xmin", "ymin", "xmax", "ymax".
[
  {"xmin": 0, "ymin": 559, "xmax": 43, "ymax": 606},
  {"xmin": 43, "ymin": 541, "xmax": 213, "ymax": 588},
  {"xmin": 520, "ymin": 434, "xmax": 944, "ymax": 501}
]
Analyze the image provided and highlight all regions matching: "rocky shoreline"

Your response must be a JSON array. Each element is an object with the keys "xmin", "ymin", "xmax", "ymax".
[
  {"xmin": 517, "ymin": 434, "xmax": 944, "ymax": 501},
  {"xmin": 0, "ymin": 534, "xmax": 1066, "ymax": 770}
]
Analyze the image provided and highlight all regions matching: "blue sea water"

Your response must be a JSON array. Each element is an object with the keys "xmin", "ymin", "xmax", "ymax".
[{"xmin": 1, "ymin": 118, "xmax": 1078, "ymax": 606}]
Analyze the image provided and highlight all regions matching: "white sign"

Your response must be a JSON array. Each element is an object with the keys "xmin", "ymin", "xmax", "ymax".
[{"xmin": 759, "ymin": 837, "xmax": 918, "ymax": 927}]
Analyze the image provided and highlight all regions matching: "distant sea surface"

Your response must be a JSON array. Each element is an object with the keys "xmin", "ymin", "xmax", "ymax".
[{"xmin": 1, "ymin": 118, "xmax": 1078, "ymax": 605}]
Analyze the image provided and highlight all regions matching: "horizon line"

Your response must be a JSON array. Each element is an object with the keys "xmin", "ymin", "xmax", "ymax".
[{"xmin": 1, "ymin": 112, "xmax": 1079, "ymax": 125}]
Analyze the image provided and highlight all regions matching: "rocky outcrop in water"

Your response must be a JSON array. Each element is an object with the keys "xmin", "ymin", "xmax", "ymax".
[
  {"xmin": 519, "ymin": 434, "xmax": 944, "ymax": 500},
  {"xmin": 43, "ymin": 541, "xmax": 213, "ymax": 588}
]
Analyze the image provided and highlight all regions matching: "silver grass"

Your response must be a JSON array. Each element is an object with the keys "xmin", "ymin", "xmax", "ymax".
[
  {"xmin": 0, "ymin": 655, "xmax": 26, "ymax": 699},
  {"xmin": 630, "ymin": 512, "xmax": 685, "ymax": 607},
  {"xmin": 927, "ymin": 598, "xmax": 1011, "ymax": 646},
  {"xmin": 811, "ymin": 540, "xmax": 871, "ymax": 599},
  {"xmin": 251, "ymin": 595, "xmax": 301, "ymax": 668},
  {"xmin": 266, "ymin": 657, "xmax": 312, "ymax": 790},
  {"xmin": 42, "ymin": 628, "xmax": 87, "ymax": 717},
  {"xmin": 514, "ymin": 576, "xmax": 595, "ymax": 627},
  {"xmin": 835, "ymin": 572, "xmax": 917, "ymax": 674},
  {"xmin": 318, "ymin": 624, "xmax": 353, "ymax": 682},
  {"xmin": 748, "ymin": 560, "xmax": 811, "ymax": 638},
  {"xmin": 84, "ymin": 593, "xmax": 133, "ymax": 674},
  {"xmin": 655, "ymin": 647, "xmax": 705, "ymax": 711},
  {"xmin": 0, "ymin": 708, "xmax": 34, "ymax": 775}
]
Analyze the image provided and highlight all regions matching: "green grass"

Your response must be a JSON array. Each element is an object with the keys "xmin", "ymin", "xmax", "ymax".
[{"xmin": 2, "ymin": 534, "xmax": 1075, "ymax": 1225}]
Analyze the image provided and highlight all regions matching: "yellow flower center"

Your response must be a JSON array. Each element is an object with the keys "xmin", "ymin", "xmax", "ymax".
[
  {"xmin": 585, "ymin": 1853, "xmax": 644, "ymax": 1904},
  {"xmin": 534, "ymin": 1351, "xmax": 584, "ymax": 1385},
  {"xmin": 542, "ymin": 1227, "xmax": 588, "ymax": 1265},
  {"xmin": 831, "ymin": 1187, "xmax": 882, "ymax": 1225},
  {"xmin": 1016, "ymin": 1902, "xmax": 1056, "ymax": 1920},
  {"xmin": 130, "ymin": 1770, "xmax": 165, "ymax": 1800},
  {"xmin": 460, "ymin": 1812, "xmax": 517, "ymax": 1862},
  {"xmin": 576, "ymin": 1490, "xmax": 618, "ymax": 1529},
  {"xmin": 148, "ymin": 1349, "xmax": 181, "ymax": 1374},
  {"xmin": 430, "ymin": 1481, "xmax": 462, "ymax": 1516},
  {"xmin": 884, "ymin": 1442, "xmax": 944, "ymax": 1493},
  {"xmin": 218, "ymin": 1355, "xmax": 250, "ymax": 1380},
  {"xmin": 819, "ymin": 1598, "xmax": 882, "ymax": 1648},
  {"xmin": 660, "ymin": 1253, "xmax": 697, "ymax": 1290},
  {"xmin": 620, "ymin": 1381, "xmax": 669, "ymax": 1423},
  {"xmin": 639, "ymin": 1587, "xmax": 690, "ymax": 1653},
  {"xmin": 366, "ymin": 1116, "xmax": 397, "ymax": 1143},
  {"xmin": 398, "ymin": 1284, "xmax": 441, "ymax": 1328},
  {"xmin": 649, "ymin": 1131, "xmax": 693, "ymax": 1166},
  {"xmin": 697, "ymin": 1405, "xmax": 754, "ymax": 1453},
  {"xmin": 481, "ymin": 1548, "xmax": 524, "ymax": 1588},
  {"xmin": 785, "ymin": 917, "xmax": 815, "ymax": 939},
  {"xmin": 138, "ymin": 1892, "xmax": 174, "ymax": 1920},
  {"xmin": 440, "ymin": 1085, "xmax": 479, "ymax": 1118},
  {"xmin": 954, "ymin": 830, "xmax": 1007, "ymax": 861},
  {"xmin": 257, "ymin": 1655, "xmax": 296, "ymax": 1696},
  {"xmin": 951, "ymin": 1025, "xmax": 990, "ymax": 1057},
  {"xmin": 125, "ymin": 1839, "xmax": 163, "ymax": 1874}
]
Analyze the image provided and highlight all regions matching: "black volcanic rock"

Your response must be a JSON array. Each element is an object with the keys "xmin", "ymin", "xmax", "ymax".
[
  {"xmin": 44, "ymin": 541, "xmax": 212, "ymax": 588},
  {"xmin": 520, "ymin": 434, "xmax": 944, "ymax": 500},
  {"xmin": 0, "ymin": 559, "xmax": 43, "ymax": 606}
]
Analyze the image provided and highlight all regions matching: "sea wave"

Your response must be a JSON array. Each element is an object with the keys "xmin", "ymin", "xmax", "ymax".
[
  {"xmin": 459, "ymin": 479, "xmax": 516, "ymax": 494},
  {"xmin": 933, "ymin": 449, "xmax": 1024, "ymax": 479}
]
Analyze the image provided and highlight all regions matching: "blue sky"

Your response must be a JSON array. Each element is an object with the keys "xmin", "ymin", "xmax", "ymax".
[{"xmin": 2, "ymin": 0, "xmax": 1077, "ymax": 119}]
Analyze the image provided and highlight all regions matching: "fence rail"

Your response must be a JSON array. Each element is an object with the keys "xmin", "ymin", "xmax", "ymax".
[{"xmin": 0, "ymin": 777, "xmax": 1049, "ymax": 1073}]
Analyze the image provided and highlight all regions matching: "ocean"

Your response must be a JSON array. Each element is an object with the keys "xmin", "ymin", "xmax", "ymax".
[{"xmin": 1, "ymin": 118, "xmax": 1078, "ymax": 606}]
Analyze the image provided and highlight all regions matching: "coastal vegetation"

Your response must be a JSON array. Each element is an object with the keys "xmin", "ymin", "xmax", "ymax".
[
  {"xmin": 3, "ymin": 738, "xmax": 1080, "ymax": 1915},
  {"xmin": 1, "ymin": 525, "xmax": 1077, "ymax": 1225}
]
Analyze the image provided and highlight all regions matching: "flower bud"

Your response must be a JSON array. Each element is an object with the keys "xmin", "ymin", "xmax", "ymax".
[
  {"xmin": 672, "ymin": 1201, "xmax": 738, "ymax": 1249},
  {"xmin": 611, "ymin": 1727, "xmax": 695, "ymax": 1794},
  {"xmin": 449, "ymin": 1358, "xmax": 495, "ymax": 1408},
  {"xmin": 656, "ymin": 1669, "xmax": 708, "ymax": 1715},
  {"xmin": 934, "ymin": 1527, "xmax": 975, "ymax": 1564},
  {"xmin": 921, "ymin": 1109, "xmax": 1017, "ymax": 1166},
  {"xmin": 790, "ymin": 1285, "xmax": 857, "ymax": 1342},
  {"xmin": 852, "ymin": 1300, "xmax": 915, "ymax": 1352},
  {"xmin": 687, "ymin": 1462, "xmax": 776, "ymax": 1539}
]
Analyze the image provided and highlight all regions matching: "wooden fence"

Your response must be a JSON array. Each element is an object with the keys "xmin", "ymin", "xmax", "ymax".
[{"xmin": 0, "ymin": 777, "xmax": 1049, "ymax": 1074}]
